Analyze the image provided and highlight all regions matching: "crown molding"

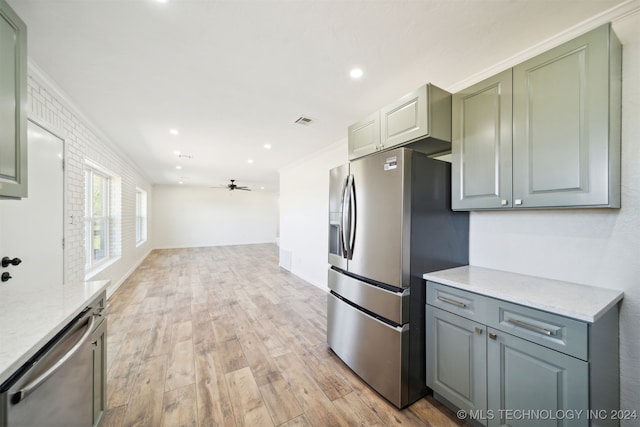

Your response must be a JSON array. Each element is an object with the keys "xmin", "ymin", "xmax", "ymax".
[
  {"xmin": 27, "ymin": 59, "xmax": 152, "ymax": 182},
  {"xmin": 447, "ymin": 0, "xmax": 640, "ymax": 93}
]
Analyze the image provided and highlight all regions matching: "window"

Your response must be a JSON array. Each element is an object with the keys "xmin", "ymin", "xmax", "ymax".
[
  {"xmin": 135, "ymin": 188, "xmax": 147, "ymax": 245},
  {"xmin": 85, "ymin": 165, "xmax": 111, "ymax": 270}
]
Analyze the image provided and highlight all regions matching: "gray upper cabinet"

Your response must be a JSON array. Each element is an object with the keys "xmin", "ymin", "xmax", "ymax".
[
  {"xmin": 452, "ymin": 23, "xmax": 621, "ymax": 210},
  {"xmin": 348, "ymin": 84, "xmax": 451, "ymax": 160},
  {"xmin": 512, "ymin": 24, "xmax": 621, "ymax": 208},
  {"xmin": 348, "ymin": 111, "xmax": 380, "ymax": 160},
  {"xmin": 0, "ymin": 0, "xmax": 27, "ymax": 198},
  {"xmin": 452, "ymin": 70, "xmax": 513, "ymax": 210}
]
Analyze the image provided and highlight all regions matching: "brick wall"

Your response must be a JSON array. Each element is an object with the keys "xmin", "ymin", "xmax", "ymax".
[{"xmin": 27, "ymin": 67, "xmax": 152, "ymax": 295}]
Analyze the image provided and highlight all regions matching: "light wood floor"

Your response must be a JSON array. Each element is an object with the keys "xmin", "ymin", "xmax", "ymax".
[{"xmin": 102, "ymin": 244, "xmax": 467, "ymax": 427}]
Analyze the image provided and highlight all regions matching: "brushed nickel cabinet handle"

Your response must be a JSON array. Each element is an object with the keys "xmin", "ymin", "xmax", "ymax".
[
  {"xmin": 475, "ymin": 327, "xmax": 483, "ymax": 335},
  {"xmin": 437, "ymin": 296, "xmax": 467, "ymax": 308},
  {"xmin": 507, "ymin": 319, "xmax": 554, "ymax": 336},
  {"xmin": 489, "ymin": 332, "xmax": 497, "ymax": 340}
]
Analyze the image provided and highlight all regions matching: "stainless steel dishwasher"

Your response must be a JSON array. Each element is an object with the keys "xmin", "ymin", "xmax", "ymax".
[{"xmin": 0, "ymin": 307, "xmax": 97, "ymax": 427}]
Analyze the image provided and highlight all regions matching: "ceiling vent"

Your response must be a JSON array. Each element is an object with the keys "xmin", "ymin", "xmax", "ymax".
[{"xmin": 294, "ymin": 116, "xmax": 313, "ymax": 126}]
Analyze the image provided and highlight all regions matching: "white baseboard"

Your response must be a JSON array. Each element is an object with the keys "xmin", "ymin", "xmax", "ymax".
[
  {"xmin": 152, "ymin": 240, "xmax": 277, "ymax": 250},
  {"xmin": 106, "ymin": 249, "xmax": 152, "ymax": 299}
]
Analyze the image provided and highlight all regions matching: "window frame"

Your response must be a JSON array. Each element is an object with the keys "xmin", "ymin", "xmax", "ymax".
[
  {"xmin": 135, "ymin": 187, "xmax": 147, "ymax": 245},
  {"xmin": 84, "ymin": 164, "xmax": 112, "ymax": 271}
]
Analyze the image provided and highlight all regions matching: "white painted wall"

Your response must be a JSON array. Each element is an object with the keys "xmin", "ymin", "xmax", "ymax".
[
  {"xmin": 278, "ymin": 141, "xmax": 347, "ymax": 289},
  {"xmin": 5, "ymin": 66, "xmax": 154, "ymax": 297},
  {"xmin": 152, "ymin": 184, "xmax": 278, "ymax": 249},
  {"xmin": 277, "ymin": 10, "xmax": 639, "ymax": 421},
  {"xmin": 470, "ymin": 13, "xmax": 639, "ymax": 417}
]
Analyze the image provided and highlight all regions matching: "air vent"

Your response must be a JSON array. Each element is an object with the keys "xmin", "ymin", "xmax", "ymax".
[{"xmin": 294, "ymin": 116, "xmax": 313, "ymax": 125}]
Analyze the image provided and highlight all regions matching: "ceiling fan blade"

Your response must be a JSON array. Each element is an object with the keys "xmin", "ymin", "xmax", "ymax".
[{"xmin": 237, "ymin": 188, "xmax": 251, "ymax": 191}]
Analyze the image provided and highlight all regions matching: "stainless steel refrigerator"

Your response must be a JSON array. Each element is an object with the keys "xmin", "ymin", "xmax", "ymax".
[{"xmin": 327, "ymin": 147, "xmax": 469, "ymax": 408}]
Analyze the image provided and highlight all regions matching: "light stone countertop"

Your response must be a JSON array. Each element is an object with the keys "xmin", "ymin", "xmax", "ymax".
[
  {"xmin": 423, "ymin": 266, "xmax": 623, "ymax": 323},
  {"xmin": 0, "ymin": 279, "xmax": 109, "ymax": 385}
]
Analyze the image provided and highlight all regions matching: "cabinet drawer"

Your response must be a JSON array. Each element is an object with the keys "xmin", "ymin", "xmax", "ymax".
[
  {"xmin": 426, "ymin": 282, "xmax": 489, "ymax": 324},
  {"xmin": 487, "ymin": 299, "xmax": 588, "ymax": 360}
]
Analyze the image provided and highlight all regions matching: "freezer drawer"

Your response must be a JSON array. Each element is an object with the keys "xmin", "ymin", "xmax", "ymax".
[
  {"xmin": 329, "ymin": 268, "xmax": 408, "ymax": 325},
  {"xmin": 327, "ymin": 292, "xmax": 409, "ymax": 408}
]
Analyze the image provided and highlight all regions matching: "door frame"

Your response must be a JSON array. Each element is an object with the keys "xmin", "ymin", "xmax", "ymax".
[{"xmin": 27, "ymin": 117, "xmax": 67, "ymax": 284}]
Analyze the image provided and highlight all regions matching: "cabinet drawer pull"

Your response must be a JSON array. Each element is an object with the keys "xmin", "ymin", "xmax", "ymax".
[
  {"xmin": 437, "ymin": 296, "xmax": 467, "ymax": 308},
  {"xmin": 489, "ymin": 332, "xmax": 497, "ymax": 340},
  {"xmin": 507, "ymin": 319, "xmax": 554, "ymax": 336}
]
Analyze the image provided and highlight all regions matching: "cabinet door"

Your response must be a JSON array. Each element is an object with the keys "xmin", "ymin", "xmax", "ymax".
[
  {"xmin": 0, "ymin": 0, "xmax": 27, "ymax": 198},
  {"xmin": 452, "ymin": 70, "xmax": 513, "ymax": 210},
  {"xmin": 380, "ymin": 85, "xmax": 429, "ymax": 149},
  {"xmin": 427, "ymin": 306, "xmax": 487, "ymax": 421},
  {"xmin": 92, "ymin": 317, "xmax": 107, "ymax": 427},
  {"xmin": 512, "ymin": 24, "xmax": 621, "ymax": 208},
  {"xmin": 487, "ymin": 328, "xmax": 588, "ymax": 427},
  {"xmin": 348, "ymin": 111, "xmax": 380, "ymax": 160}
]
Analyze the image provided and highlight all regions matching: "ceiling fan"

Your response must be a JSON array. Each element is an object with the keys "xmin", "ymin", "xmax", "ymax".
[{"xmin": 216, "ymin": 179, "xmax": 251, "ymax": 191}]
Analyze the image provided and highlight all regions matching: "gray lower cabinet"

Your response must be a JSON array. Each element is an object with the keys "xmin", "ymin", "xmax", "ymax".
[
  {"xmin": 452, "ymin": 23, "xmax": 621, "ymax": 210},
  {"xmin": 426, "ymin": 281, "xmax": 619, "ymax": 427},
  {"xmin": 91, "ymin": 317, "xmax": 107, "ymax": 427},
  {"xmin": 0, "ymin": 0, "xmax": 27, "ymax": 198},
  {"xmin": 427, "ymin": 306, "xmax": 487, "ymax": 416},
  {"xmin": 90, "ymin": 292, "xmax": 107, "ymax": 427},
  {"xmin": 486, "ymin": 327, "xmax": 588, "ymax": 427}
]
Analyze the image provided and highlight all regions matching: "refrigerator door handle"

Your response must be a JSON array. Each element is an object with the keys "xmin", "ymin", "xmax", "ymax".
[
  {"xmin": 347, "ymin": 174, "xmax": 356, "ymax": 259},
  {"xmin": 340, "ymin": 176, "xmax": 350, "ymax": 259}
]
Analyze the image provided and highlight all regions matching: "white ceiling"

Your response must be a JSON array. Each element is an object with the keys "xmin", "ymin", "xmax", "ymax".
[{"xmin": 8, "ymin": 0, "xmax": 625, "ymax": 191}]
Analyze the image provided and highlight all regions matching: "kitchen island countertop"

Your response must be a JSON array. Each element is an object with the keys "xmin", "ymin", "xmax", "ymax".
[
  {"xmin": 424, "ymin": 266, "xmax": 623, "ymax": 323},
  {"xmin": 0, "ymin": 280, "xmax": 109, "ymax": 385}
]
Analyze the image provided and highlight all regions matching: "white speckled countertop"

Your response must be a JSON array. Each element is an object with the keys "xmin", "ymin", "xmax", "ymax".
[
  {"xmin": 424, "ymin": 266, "xmax": 623, "ymax": 323},
  {"xmin": 0, "ymin": 280, "xmax": 109, "ymax": 385}
]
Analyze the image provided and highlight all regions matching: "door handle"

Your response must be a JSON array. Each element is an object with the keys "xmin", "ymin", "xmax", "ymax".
[
  {"xmin": 437, "ymin": 296, "xmax": 467, "ymax": 308},
  {"xmin": 507, "ymin": 319, "xmax": 554, "ymax": 336},
  {"xmin": 1, "ymin": 257, "xmax": 22, "ymax": 268},
  {"xmin": 340, "ymin": 177, "xmax": 350, "ymax": 258},
  {"xmin": 347, "ymin": 175, "xmax": 356, "ymax": 259}
]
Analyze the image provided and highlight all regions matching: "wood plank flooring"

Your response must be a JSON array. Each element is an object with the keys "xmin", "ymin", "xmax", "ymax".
[{"xmin": 102, "ymin": 244, "xmax": 467, "ymax": 427}]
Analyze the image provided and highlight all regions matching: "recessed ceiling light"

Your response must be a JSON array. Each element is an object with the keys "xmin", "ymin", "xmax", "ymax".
[
  {"xmin": 156, "ymin": 0, "xmax": 168, "ymax": 3},
  {"xmin": 178, "ymin": 181, "xmax": 183, "ymax": 184},
  {"xmin": 264, "ymin": 144, "xmax": 271, "ymax": 150},
  {"xmin": 173, "ymin": 150, "xmax": 181, "ymax": 155},
  {"xmin": 247, "ymin": 159, "xmax": 254, "ymax": 164},
  {"xmin": 176, "ymin": 165, "xmax": 182, "ymax": 170},
  {"xmin": 169, "ymin": 129, "xmax": 179, "ymax": 135},
  {"xmin": 350, "ymin": 68, "xmax": 364, "ymax": 79},
  {"xmin": 261, "ymin": 186, "xmax": 265, "ymax": 190}
]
